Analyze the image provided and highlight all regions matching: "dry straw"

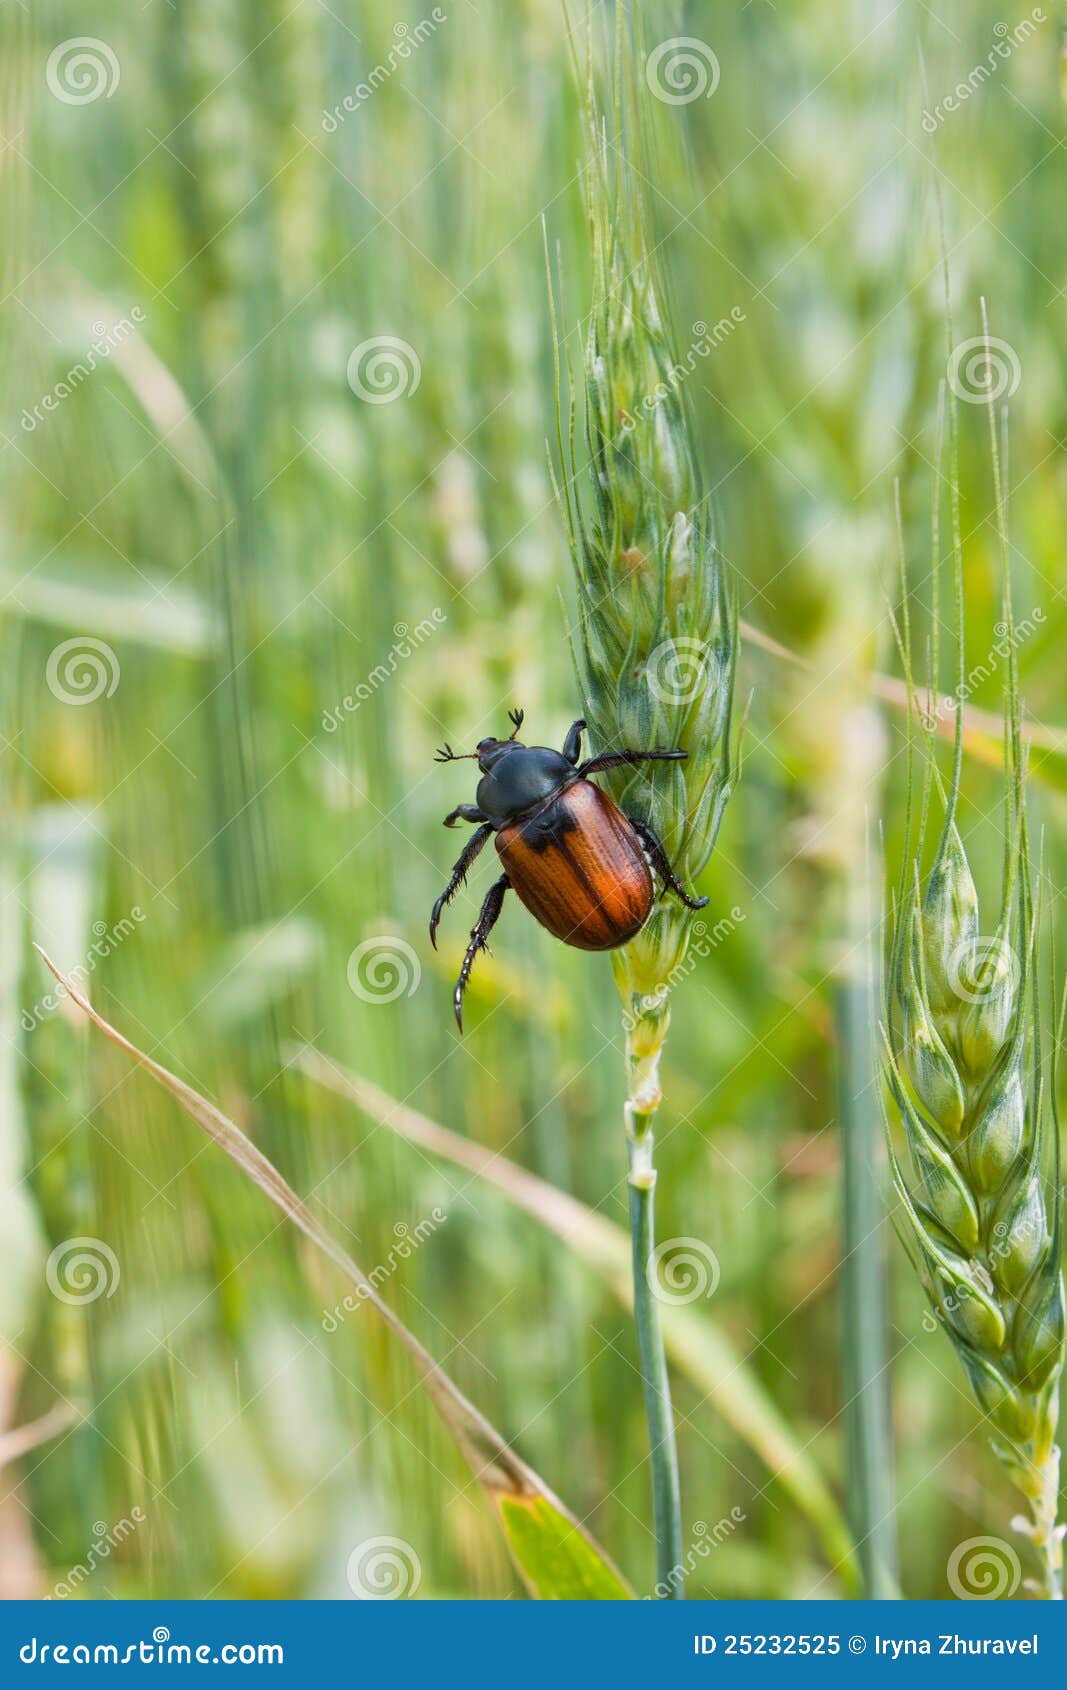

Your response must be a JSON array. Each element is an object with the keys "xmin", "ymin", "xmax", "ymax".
[
  {"xmin": 549, "ymin": 20, "xmax": 737, "ymax": 1596},
  {"xmin": 882, "ymin": 347, "xmax": 1064, "ymax": 1597}
]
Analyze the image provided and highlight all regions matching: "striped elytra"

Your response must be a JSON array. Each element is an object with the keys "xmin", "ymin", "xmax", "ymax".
[{"xmin": 495, "ymin": 778, "xmax": 653, "ymax": 951}]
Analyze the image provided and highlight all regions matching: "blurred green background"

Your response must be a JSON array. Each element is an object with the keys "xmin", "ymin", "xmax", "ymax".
[{"xmin": 2, "ymin": 0, "xmax": 1065, "ymax": 1600}]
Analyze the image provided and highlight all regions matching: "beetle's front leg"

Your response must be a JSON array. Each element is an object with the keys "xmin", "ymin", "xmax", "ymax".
[
  {"xmin": 628, "ymin": 818, "xmax": 709, "ymax": 911},
  {"xmin": 429, "ymin": 823, "xmax": 493, "ymax": 949},
  {"xmin": 453, "ymin": 874, "xmax": 510, "ymax": 1032},
  {"xmin": 443, "ymin": 803, "xmax": 488, "ymax": 829},
  {"xmin": 561, "ymin": 718, "xmax": 587, "ymax": 764}
]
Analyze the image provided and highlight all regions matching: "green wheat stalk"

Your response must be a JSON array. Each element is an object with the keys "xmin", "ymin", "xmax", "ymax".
[
  {"xmin": 550, "ymin": 14, "xmax": 737, "ymax": 1598},
  {"xmin": 882, "ymin": 329, "xmax": 1065, "ymax": 1598}
]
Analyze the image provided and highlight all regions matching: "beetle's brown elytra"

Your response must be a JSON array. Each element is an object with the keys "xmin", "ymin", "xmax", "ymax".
[
  {"xmin": 431, "ymin": 711, "xmax": 708, "ymax": 1030},
  {"xmin": 496, "ymin": 780, "xmax": 653, "ymax": 951}
]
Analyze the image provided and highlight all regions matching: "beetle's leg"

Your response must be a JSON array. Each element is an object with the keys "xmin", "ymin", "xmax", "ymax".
[
  {"xmin": 628, "ymin": 817, "xmax": 709, "ymax": 911},
  {"xmin": 443, "ymin": 803, "xmax": 488, "ymax": 829},
  {"xmin": 578, "ymin": 747, "xmax": 686, "ymax": 777},
  {"xmin": 429, "ymin": 824, "xmax": 493, "ymax": 950},
  {"xmin": 561, "ymin": 718, "xmax": 587, "ymax": 764},
  {"xmin": 453, "ymin": 874, "xmax": 510, "ymax": 1032}
]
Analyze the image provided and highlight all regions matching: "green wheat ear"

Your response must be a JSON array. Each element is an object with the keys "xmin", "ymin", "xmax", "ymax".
[
  {"xmin": 546, "ymin": 11, "xmax": 738, "ymax": 1598},
  {"xmin": 882, "ymin": 361, "xmax": 1065, "ymax": 1598},
  {"xmin": 548, "ymin": 35, "xmax": 737, "ymax": 1063}
]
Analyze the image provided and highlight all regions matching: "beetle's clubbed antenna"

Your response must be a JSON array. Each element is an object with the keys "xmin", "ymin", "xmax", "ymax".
[
  {"xmin": 546, "ymin": 8, "xmax": 738, "ymax": 1601},
  {"xmin": 433, "ymin": 743, "xmax": 478, "ymax": 764},
  {"xmin": 507, "ymin": 708, "xmax": 525, "ymax": 738}
]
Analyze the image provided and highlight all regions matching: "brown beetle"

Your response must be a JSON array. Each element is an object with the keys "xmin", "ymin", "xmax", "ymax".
[{"xmin": 431, "ymin": 710, "xmax": 707, "ymax": 1029}]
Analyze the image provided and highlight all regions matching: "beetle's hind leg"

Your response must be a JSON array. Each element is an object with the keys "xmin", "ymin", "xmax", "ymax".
[
  {"xmin": 453, "ymin": 874, "xmax": 510, "ymax": 1032},
  {"xmin": 578, "ymin": 746, "xmax": 686, "ymax": 777},
  {"xmin": 430, "ymin": 823, "xmax": 493, "ymax": 949},
  {"xmin": 628, "ymin": 818, "xmax": 709, "ymax": 911}
]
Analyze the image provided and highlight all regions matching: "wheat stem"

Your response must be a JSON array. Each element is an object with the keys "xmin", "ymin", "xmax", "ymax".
[{"xmin": 625, "ymin": 1015, "xmax": 683, "ymax": 1593}]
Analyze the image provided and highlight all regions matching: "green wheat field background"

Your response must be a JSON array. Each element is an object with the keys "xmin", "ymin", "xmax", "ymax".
[{"xmin": 2, "ymin": 0, "xmax": 1066, "ymax": 1602}]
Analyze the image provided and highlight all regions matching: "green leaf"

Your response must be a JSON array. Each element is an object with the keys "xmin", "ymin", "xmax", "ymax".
[
  {"xmin": 36, "ymin": 951, "xmax": 633, "ymax": 1602},
  {"xmin": 497, "ymin": 1495, "xmax": 632, "ymax": 1600}
]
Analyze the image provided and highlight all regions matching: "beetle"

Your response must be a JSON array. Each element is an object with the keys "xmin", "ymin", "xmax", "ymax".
[{"xmin": 430, "ymin": 709, "xmax": 707, "ymax": 1029}]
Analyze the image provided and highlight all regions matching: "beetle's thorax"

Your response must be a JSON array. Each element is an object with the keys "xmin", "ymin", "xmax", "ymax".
[{"xmin": 475, "ymin": 741, "xmax": 577, "ymax": 826}]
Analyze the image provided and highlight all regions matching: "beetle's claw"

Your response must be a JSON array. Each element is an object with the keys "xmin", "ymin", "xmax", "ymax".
[{"xmin": 690, "ymin": 894, "xmax": 710, "ymax": 910}]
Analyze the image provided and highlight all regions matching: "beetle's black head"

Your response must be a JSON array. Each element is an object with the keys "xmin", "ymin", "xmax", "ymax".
[
  {"xmin": 475, "ymin": 739, "xmax": 575, "ymax": 825},
  {"xmin": 474, "ymin": 736, "xmax": 513, "ymax": 770},
  {"xmin": 437, "ymin": 710, "xmax": 575, "ymax": 825}
]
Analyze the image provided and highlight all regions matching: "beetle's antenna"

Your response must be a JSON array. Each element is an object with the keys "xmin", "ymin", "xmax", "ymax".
[
  {"xmin": 507, "ymin": 708, "xmax": 525, "ymax": 738},
  {"xmin": 433, "ymin": 743, "xmax": 479, "ymax": 763}
]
